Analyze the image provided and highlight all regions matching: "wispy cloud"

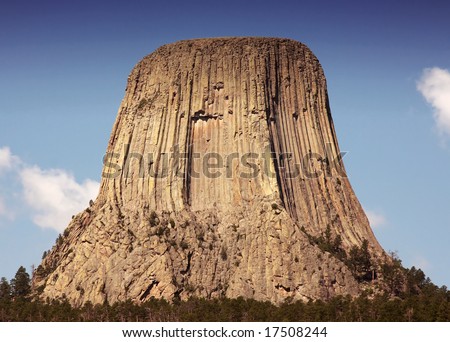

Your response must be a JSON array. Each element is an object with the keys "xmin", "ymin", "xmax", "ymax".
[
  {"xmin": 417, "ymin": 67, "xmax": 450, "ymax": 138},
  {"xmin": 0, "ymin": 146, "xmax": 19, "ymax": 173},
  {"xmin": 0, "ymin": 145, "xmax": 99, "ymax": 232},
  {"xmin": 365, "ymin": 209, "xmax": 387, "ymax": 229}
]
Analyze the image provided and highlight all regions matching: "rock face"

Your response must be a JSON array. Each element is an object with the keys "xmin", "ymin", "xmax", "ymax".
[{"xmin": 34, "ymin": 37, "xmax": 384, "ymax": 306}]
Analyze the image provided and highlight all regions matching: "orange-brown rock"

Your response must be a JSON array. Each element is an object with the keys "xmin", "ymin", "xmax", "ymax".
[{"xmin": 33, "ymin": 37, "xmax": 384, "ymax": 306}]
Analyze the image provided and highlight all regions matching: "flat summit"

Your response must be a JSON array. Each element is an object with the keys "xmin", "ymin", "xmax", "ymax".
[{"xmin": 34, "ymin": 37, "xmax": 385, "ymax": 306}]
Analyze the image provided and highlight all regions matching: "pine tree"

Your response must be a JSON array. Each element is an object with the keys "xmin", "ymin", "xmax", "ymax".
[
  {"xmin": 0, "ymin": 277, "xmax": 11, "ymax": 301},
  {"xmin": 10, "ymin": 266, "xmax": 31, "ymax": 299},
  {"xmin": 348, "ymin": 240, "xmax": 372, "ymax": 282}
]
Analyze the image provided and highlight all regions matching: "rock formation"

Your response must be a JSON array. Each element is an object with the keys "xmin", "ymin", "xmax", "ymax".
[{"xmin": 33, "ymin": 37, "xmax": 385, "ymax": 306}]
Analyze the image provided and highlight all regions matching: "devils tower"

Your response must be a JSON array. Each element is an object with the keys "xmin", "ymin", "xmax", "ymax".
[{"xmin": 34, "ymin": 37, "xmax": 385, "ymax": 306}]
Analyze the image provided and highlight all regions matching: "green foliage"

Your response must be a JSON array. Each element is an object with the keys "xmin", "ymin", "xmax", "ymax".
[
  {"xmin": 10, "ymin": 266, "xmax": 31, "ymax": 300},
  {"xmin": 347, "ymin": 240, "xmax": 373, "ymax": 282},
  {"xmin": 56, "ymin": 234, "xmax": 63, "ymax": 246},
  {"xmin": 378, "ymin": 252, "xmax": 433, "ymax": 299},
  {"xmin": 138, "ymin": 98, "xmax": 148, "ymax": 109},
  {"xmin": 318, "ymin": 227, "xmax": 348, "ymax": 261},
  {"xmin": 149, "ymin": 211, "xmax": 158, "ymax": 227},
  {"xmin": 156, "ymin": 226, "xmax": 166, "ymax": 236},
  {"xmin": 0, "ymin": 286, "xmax": 449, "ymax": 322},
  {"xmin": 35, "ymin": 265, "xmax": 47, "ymax": 278},
  {"xmin": 405, "ymin": 266, "xmax": 429, "ymax": 295},
  {"xmin": 379, "ymin": 252, "xmax": 404, "ymax": 296},
  {"xmin": 196, "ymin": 231, "xmax": 204, "ymax": 241},
  {"xmin": 180, "ymin": 241, "xmax": 189, "ymax": 250},
  {"xmin": 301, "ymin": 226, "xmax": 375, "ymax": 283},
  {"xmin": 1, "ymin": 255, "xmax": 449, "ymax": 322},
  {"xmin": 301, "ymin": 226, "xmax": 347, "ymax": 264},
  {"xmin": 0, "ymin": 277, "xmax": 12, "ymax": 301},
  {"xmin": 220, "ymin": 246, "xmax": 228, "ymax": 261}
]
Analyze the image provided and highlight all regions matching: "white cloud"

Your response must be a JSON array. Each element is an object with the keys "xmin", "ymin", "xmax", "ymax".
[
  {"xmin": 0, "ymin": 146, "xmax": 19, "ymax": 173},
  {"xmin": 20, "ymin": 166, "xmax": 99, "ymax": 232},
  {"xmin": 0, "ymin": 146, "xmax": 99, "ymax": 232},
  {"xmin": 365, "ymin": 209, "xmax": 386, "ymax": 229},
  {"xmin": 417, "ymin": 67, "xmax": 450, "ymax": 137}
]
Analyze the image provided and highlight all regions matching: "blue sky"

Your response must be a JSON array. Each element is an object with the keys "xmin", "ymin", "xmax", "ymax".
[{"xmin": 1, "ymin": 0, "xmax": 449, "ymax": 286}]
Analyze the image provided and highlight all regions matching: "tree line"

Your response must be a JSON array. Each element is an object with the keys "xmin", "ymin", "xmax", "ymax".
[{"xmin": 1, "ymin": 260, "xmax": 449, "ymax": 322}]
